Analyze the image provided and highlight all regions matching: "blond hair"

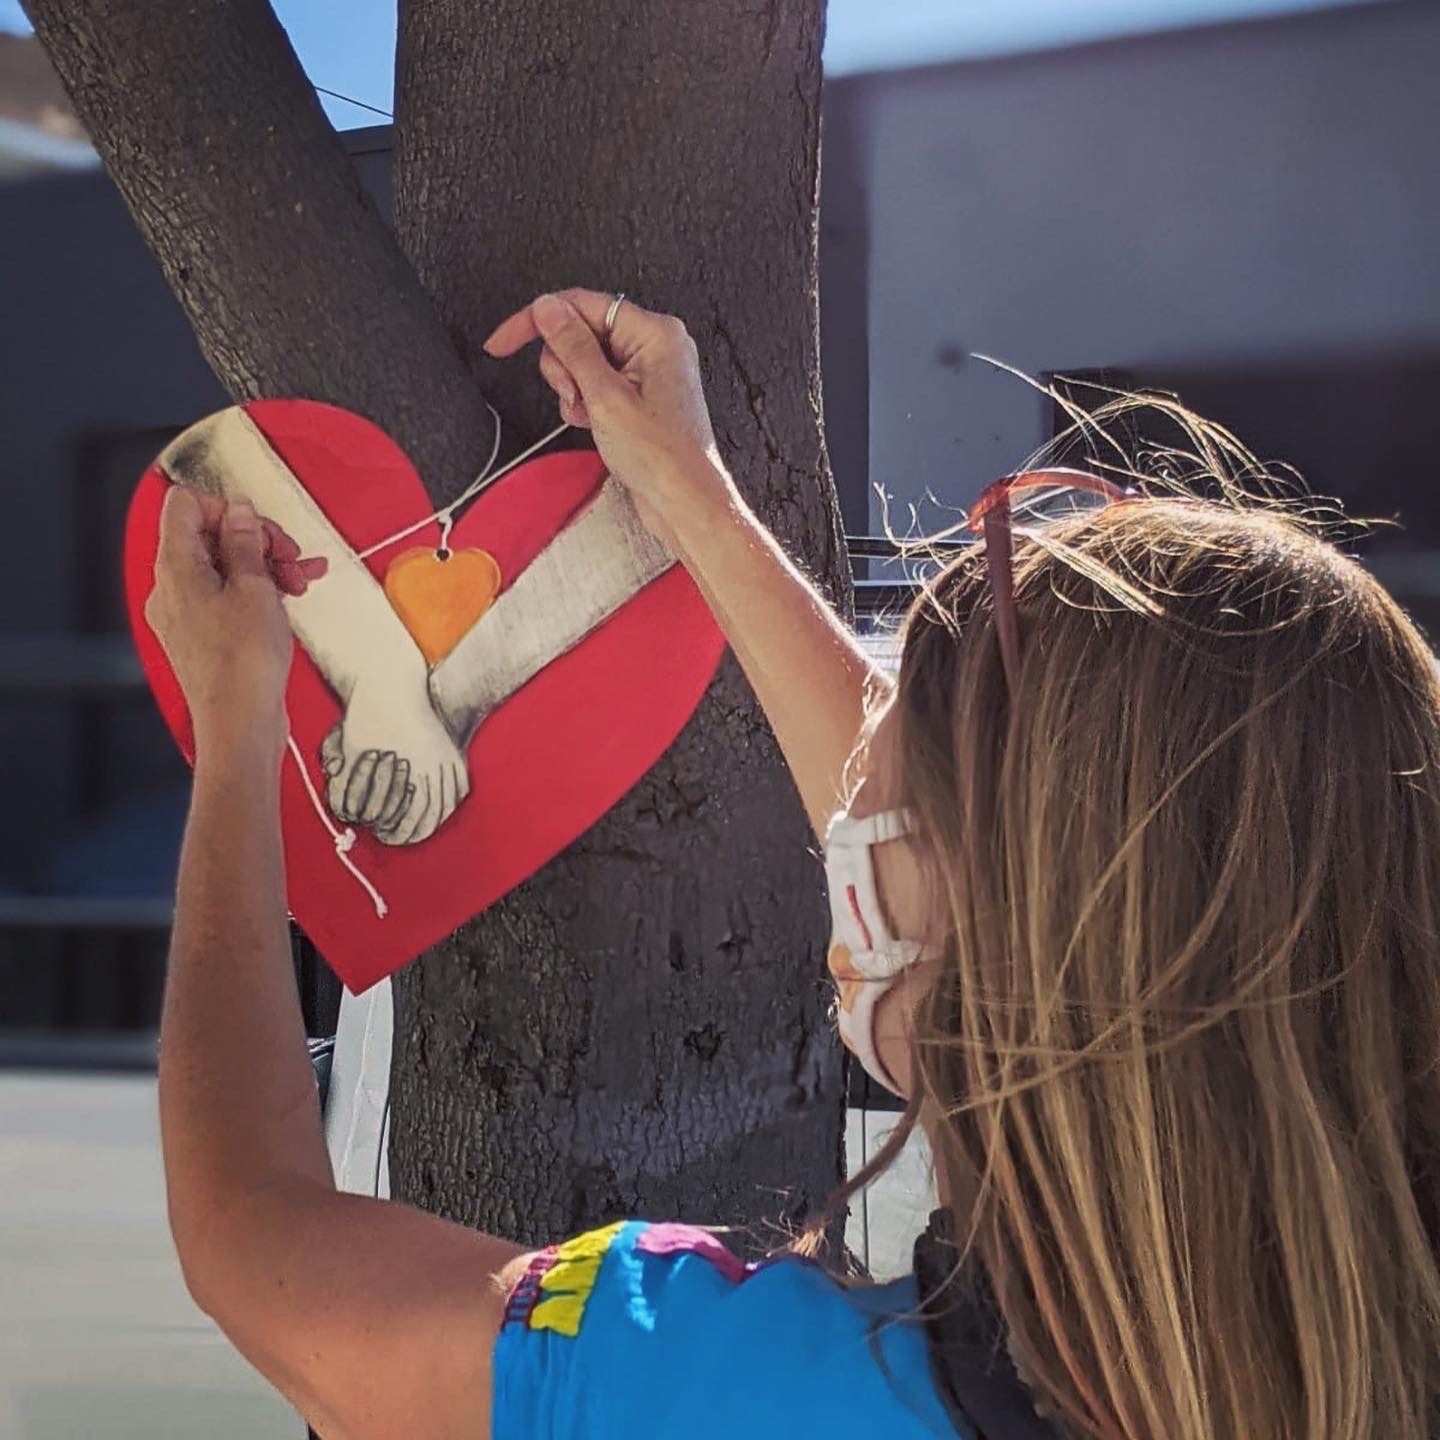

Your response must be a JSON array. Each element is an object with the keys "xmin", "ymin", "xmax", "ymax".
[{"xmin": 871, "ymin": 396, "xmax": 1440, "ymax": 1438}]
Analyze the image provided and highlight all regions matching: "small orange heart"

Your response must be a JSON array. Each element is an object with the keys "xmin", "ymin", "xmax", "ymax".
[{"xmin": 383, "ymin": 546, "xmax": 503, "ymax": 665}]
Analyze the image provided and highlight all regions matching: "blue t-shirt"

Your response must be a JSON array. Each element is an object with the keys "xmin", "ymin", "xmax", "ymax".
[{"xmin": 494, "ymin": 1220, "xmax": 967, "ymax": 1438}]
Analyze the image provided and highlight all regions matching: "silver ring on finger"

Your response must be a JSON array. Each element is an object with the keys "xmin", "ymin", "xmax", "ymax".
[{"xmin": 604, "ymin": 292, "xmax": 627, "ymax": 339}]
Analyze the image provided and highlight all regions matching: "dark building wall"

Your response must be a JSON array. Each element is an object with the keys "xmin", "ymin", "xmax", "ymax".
[
  {"xmin": 0, "ymin": 132, "xmax": 394, "ymax": 1031},
  {"xmin": 849, "ymin": 0, "xmax": 1440, "ymax": 525},
  {"xmin": 0, "ymin": 168, "xmax": 220, "ymax": 897}
]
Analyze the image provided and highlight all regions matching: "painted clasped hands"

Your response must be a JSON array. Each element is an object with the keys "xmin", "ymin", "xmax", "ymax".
[
  {"xmin": 150, "ymin": 288, "xmax": 731, "ymax": 846},
  {"xmin": 150, "ymin": 484, "xmax": 466, "ymax": 845},
  {"xmin": 319, "ymin": 671, "xmax": 470, "ymax": 847}
]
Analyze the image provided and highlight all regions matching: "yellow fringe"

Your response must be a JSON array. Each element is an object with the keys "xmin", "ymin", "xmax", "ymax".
[{"xmin": 530, "ymin": 1222, "xmax": 627, "ymax": 1338}]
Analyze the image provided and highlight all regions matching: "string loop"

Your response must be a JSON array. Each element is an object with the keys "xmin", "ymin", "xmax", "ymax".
[
  {"xmin": 286, "ymin": 735, "xmax": 389, "ymax": 919},
  {"xmin": 355, "ymin": 408, "xmax": 571, "ymax": 562}
]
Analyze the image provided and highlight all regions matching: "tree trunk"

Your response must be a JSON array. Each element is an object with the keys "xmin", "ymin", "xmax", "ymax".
[
  {"xmin": 27, "ymin": 0, "xmax": 847, "ymax": 1249},
  {"xmin": 387, "ymin": 0, "xmax": 846, "ymax": 1244}
]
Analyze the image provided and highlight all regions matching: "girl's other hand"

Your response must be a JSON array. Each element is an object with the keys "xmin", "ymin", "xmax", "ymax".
[{"xmin": 484, "ymin": 289, "xmax": 732, "ymax": 549}]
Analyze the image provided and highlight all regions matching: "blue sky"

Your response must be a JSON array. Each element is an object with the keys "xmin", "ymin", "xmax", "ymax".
[{"xmin": 2, "ymin": 0, "xmax": 1375, "ymax": 128}]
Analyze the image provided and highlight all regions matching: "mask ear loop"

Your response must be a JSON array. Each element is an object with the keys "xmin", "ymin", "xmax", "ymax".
[{"xmin": 827, "ymin": 811, "xmax": 924, "ymax": 1100}]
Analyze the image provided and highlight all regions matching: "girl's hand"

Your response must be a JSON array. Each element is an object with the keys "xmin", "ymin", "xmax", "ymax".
[
  {"xmin": 484, "ymin": 289, "xmax": 732, "ymax": 549},
  {"xmin": 146, "ymin": 487, "xmax": 326, "ymax": 761}
]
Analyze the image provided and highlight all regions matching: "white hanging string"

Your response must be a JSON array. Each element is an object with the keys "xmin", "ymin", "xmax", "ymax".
[
  {"xmin": 286, "ymin": 735, "xmax": 390, "ymax": 918},
  {"xmin": 290, "ymin": 408, "xmax": 573, "ymax": 920},
  {"xmin": 355, "ymin": 406, "xmax": 572, "ymax": 562}
]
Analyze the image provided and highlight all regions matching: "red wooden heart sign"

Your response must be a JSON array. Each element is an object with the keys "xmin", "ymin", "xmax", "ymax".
[{"xmin": 124, "ymin": 400, "xmax": 725, "ymax": 993}]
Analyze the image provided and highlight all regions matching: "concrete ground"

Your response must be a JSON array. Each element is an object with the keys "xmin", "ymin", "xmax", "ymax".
[{"xmin": 0, "ymin": 1072, "xmax": 294, "ymax": 1439}]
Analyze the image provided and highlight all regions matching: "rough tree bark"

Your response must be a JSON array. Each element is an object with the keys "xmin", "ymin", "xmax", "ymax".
[{"xmin": 28, "ymin": 0, "xmax": 847, "ymax": 1247}]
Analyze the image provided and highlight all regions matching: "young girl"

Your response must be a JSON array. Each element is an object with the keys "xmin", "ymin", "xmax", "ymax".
[{"xmin": 146, "ymin": 289, "xmax": 1440, "ymax": 1439}]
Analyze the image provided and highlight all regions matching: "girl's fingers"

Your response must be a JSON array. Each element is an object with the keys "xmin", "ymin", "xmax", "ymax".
[
  {"xmin": 483, "ymin": 304, "xmax": 540, "ymax": 357},
  {"xmin": 539, "ymin": 345, "xmax": 579, "ymax": 407},
  {"xmin": 272, "ymin": 564, "xmax": 302, "ymax": 597},
  {"xmin": 269, "ymin": 555, "xmax": 328, "ymax": 597},
  {"xmin": 539, "ymin": 345, "xmax": 592, "ymax": 427},
  {"xmin": 192, "ymin": 491, "xmax": 227, "ymax": 531},
  {"xmin": 484, "ymin": 288, "xmax": 647, "ymax": 359},
  {"xmin": 484, "ymin": 288, "xmax": 611, "ymax": 355},
  {"xmin": 262, "ymin": 518, "xmax": 301, "ymax": 562}
]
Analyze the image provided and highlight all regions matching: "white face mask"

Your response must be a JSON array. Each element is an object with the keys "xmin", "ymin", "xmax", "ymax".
[{"xmin": 824, "ymin": 808, "xmax": 935, "ymax": 1097}]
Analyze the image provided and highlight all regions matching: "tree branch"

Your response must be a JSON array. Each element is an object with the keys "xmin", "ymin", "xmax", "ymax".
[{"xmin": 23, "ymin": 0, "xmax": 496, "ymax": 503}]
